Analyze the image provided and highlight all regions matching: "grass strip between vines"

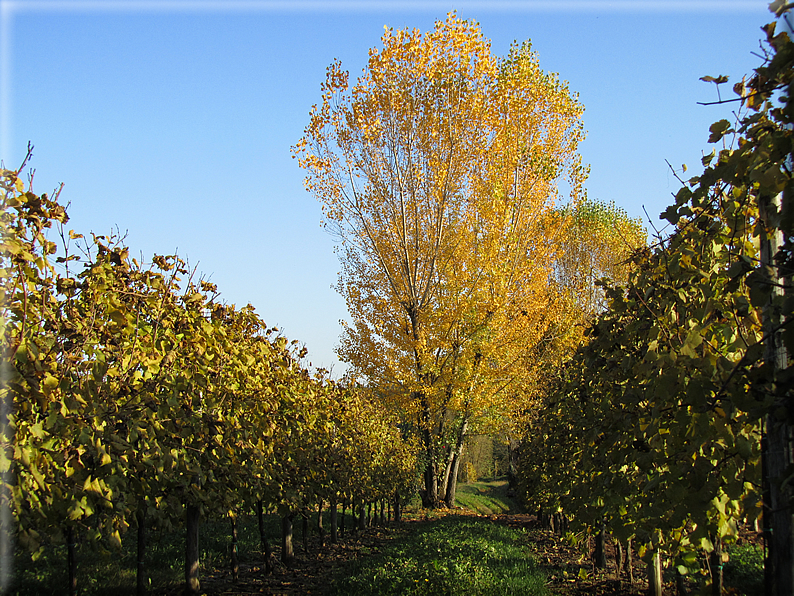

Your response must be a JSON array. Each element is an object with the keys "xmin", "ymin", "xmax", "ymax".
[
  {"xmin": 453, "ymin": 477, "xmax": 520, "ymax": 515},
  {"xmin": 331, "ymin": 515, "xmax": 548, "ymax": 596}
]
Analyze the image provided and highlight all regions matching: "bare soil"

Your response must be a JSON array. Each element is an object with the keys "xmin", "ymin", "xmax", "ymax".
[{"xmin": 152, "ymin": 519, "xmax": 411, "ymax": 596}]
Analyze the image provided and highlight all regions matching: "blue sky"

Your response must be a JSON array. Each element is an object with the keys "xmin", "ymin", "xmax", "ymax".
[{"xmin": 0, "ymin": 0, "xmax": 773, "ymax": 374}]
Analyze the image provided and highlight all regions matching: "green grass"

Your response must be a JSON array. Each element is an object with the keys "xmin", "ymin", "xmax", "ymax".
[
  {"xmin": 331, "ymin": 515, "xmax": 548, "ymax": 596},
  {"xmin": 454, "ymin": 477, "xmax": 520, "ymax": 515},
  {"xmin": 724, "ymin": 543, "xmax": 764, "ymax": 595}
]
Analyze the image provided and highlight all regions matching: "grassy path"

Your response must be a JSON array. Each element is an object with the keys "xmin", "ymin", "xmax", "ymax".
[
  {"xmin": 454, "ymin": 477, "xmax": 520, "ymax": 515},
  {"xmin": 331, "ymin": 514, "xmax": 547, "ymax": 596}
]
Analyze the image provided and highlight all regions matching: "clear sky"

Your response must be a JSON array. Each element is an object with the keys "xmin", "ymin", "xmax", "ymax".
[{"xmin": 0, "ymin": 0, "xmax": 773, "ymax": 375}]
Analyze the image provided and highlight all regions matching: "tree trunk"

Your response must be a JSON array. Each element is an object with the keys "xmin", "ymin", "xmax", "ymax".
[
  {"xmin": 595, "ymin": 523, "xmax": 607, "ymax": 569},
  {"xmin": 358, "ymin": 502, "xmax": 366, "ymax": 531},
  {"xmin": 317, "ymin": 503, "xmax": 324, "ymax": 544},
  {"xmin": 419, "ymin": 393, "xmax": 439, "ymax": 508},
  {"xmin": 710, "ymin": 537, "xmax": 723, "ymax": 596},
  {"xmin": 256, "ymin": 501, "xmax": 273, "ymax": 574},
  {"xmin": 341, "ymin": 499, "xmax": 346, "ymax": 536},
  {"xmin": 302, "ymin": 512, "xmax": 309, "ymax": 554},
  {"xmin": 445, "ymin": 419, "xmax": 468, "ymax": 508},
  {"xmin": 445, "ymin": 453, "xmax": 462, "ymax": 508},
  {"xmin": 616, "ymin": 540, "xmax": 624, "ymax": 581},
  {"xmin": 185, "ymin": 505, "xmax": 200, "ymax": 595},
  {"xmin": 137, "ymin": 508, "xmax": 146, "ymax": 596},
  {"xmin": 422, "ymin": 456, "xmax": 439, "ymax": 507},
  {"xmin": 439, "ymin": 448, "xmax": 455, "ymax": 503},
  {"xmin": 330, "ymin": 500, "xmax": 338, "ymax": 544},
  {"xmin": 507, "ymin": 438, "xmax": 520, "ymax": 488},
  {"xmin": 394, "ymin": 494, "xmax": 402, "ymax": 523},
  {"xmin": 676, "ymin": 566, "xmax": 688, "ymax": 596},
  {"xmin": 626, "ymin": 539, "xmax": 634, "ymax": 584},
  {"xmin": 760, "ymin": 191, "xmax": 794, "ymax": 596},
  {"xmin": 230, "ymin": 513, "xmax": 239, "ymax": 582},
  {"xmin": 647, "ymin": 549, "xmax": 662, "ymax": 596},
  {"xmin": 410, "ymin": 310, "xmax": 441, "ymax": 511},
  {"xmin": 281, "ymin": 514, "xmax": 294, "ymax": 563},
  {"xmin": 66, "ymin": 524, "xmax": 77, "ymax": 596}
]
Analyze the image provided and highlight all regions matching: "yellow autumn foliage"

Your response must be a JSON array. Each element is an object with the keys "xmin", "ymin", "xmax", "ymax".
[{"xmin": 294, "ymin": 13, "xmax": 588, "ymax": 505}]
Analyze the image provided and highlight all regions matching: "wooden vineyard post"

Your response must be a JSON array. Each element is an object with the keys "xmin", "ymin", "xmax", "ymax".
[
  {"xmin": 759, "ymin": 191, "xmax": 794, "ymax": 596},
  {"xmin": 317, "ymin": 503, "xmax": 324, "ymax": 545},
  {"xmin": 647, "ymin": 548, "xmax": 662, "ymax": 596},
  {"xmin": 625, "ymin": 539, "xmax": 634, "ymax": 584},
  {"xmin": 281, "ymin": 514, "xmax": 294, "ymax": 563}
]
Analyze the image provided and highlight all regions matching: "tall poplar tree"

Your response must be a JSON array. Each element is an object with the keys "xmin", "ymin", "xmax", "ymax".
[{"xmin": 294, "ymin": 13, "xmax": 587, "ymax": 506}]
